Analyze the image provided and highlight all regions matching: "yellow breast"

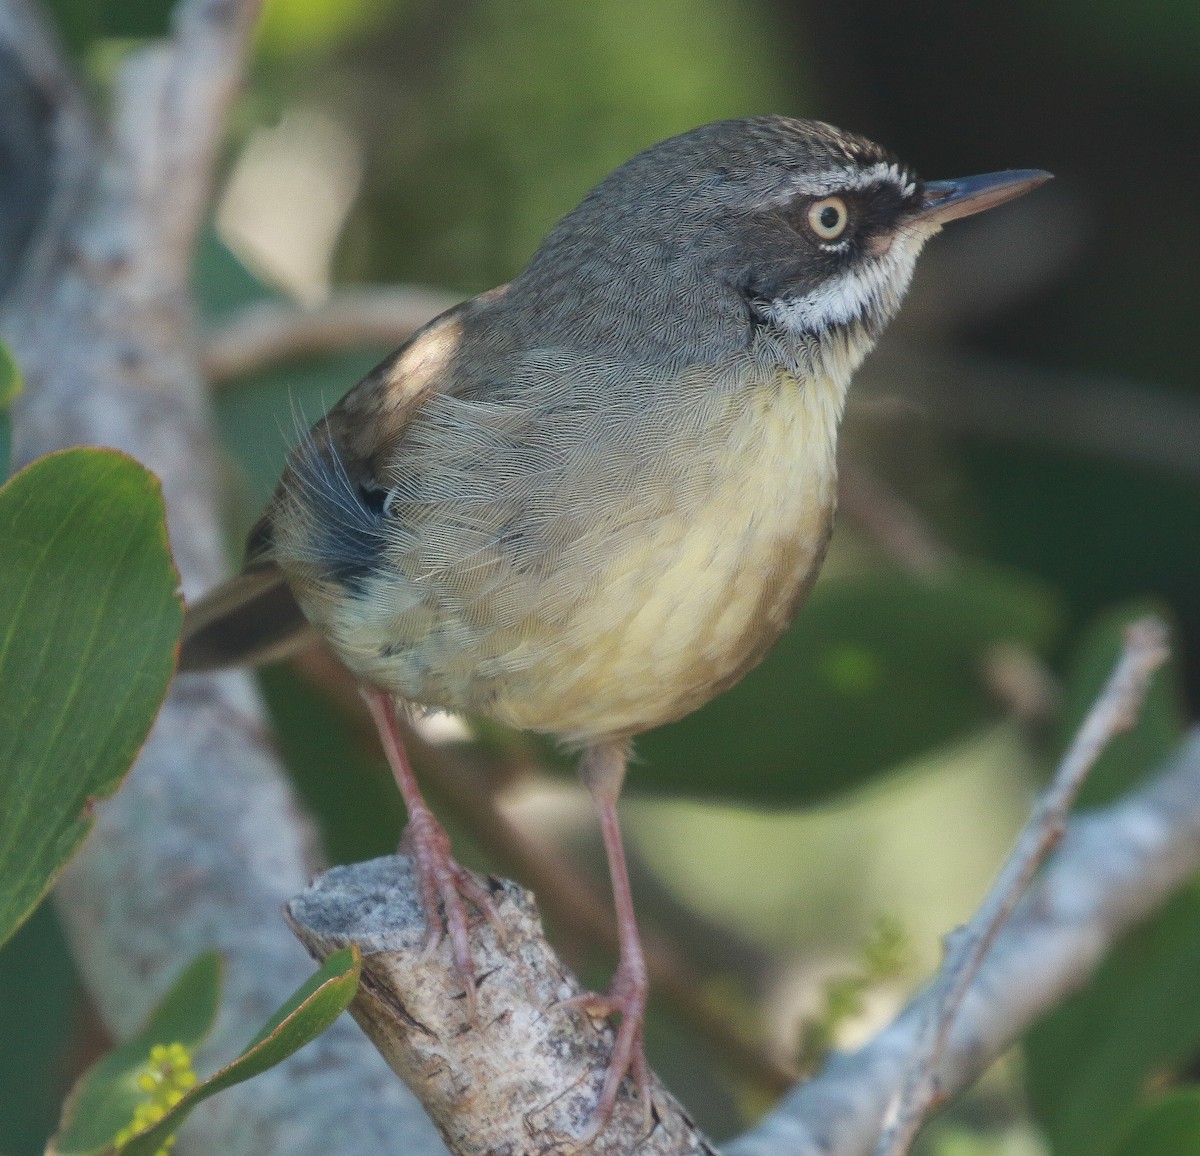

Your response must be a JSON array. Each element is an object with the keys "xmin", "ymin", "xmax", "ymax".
[
  {"xmin": 309, "ymin": 356, "xmax": 852, "ymax": 745},
  {"xmin": 481, "ymin": 367, "xmax": 846, "ymax": 743}
]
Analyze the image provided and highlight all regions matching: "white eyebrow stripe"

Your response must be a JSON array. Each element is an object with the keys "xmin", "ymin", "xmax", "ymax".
[{"xmin": 778, "ymin": 160, "xmax": 918, "ymax": 200}]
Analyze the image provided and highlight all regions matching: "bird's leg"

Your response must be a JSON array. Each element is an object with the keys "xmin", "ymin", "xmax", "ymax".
[
  {"xmin": 562, "ymin": 740, "xmax": 653, "ymax": 1142},
  {"xmin": 362, "ymin": 686, "xmax": 498, "ymax": 1018}
]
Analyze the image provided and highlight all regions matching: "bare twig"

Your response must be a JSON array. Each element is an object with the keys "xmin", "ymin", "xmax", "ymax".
[
  {"xmin": 873, "ymin": 617, "xmax": 1170, "ymax": 1156},
  {"xmin": 858, "ymin": 342, "xmax": 1200, "ymax": 481},
  {"xmin": 202, "ymin": 286, "xmax": 460, "ymax": 382},
  {"xmin": 729, "ymin": 723, "xmax": 1200, "ymax": 1156},
  {"xmin": 837, "ymin": 458, "xmax": 1059, "ymax": 724}
]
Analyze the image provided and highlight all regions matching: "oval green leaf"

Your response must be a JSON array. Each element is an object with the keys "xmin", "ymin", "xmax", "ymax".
[{"xmin": 0, "ymin": 448, "xmax": 183, "ymax": 947}]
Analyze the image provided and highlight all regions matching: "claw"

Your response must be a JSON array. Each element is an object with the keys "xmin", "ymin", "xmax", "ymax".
[
  {"xmin": 557, "ymin": 960, "xmax": 652, "ymax": 1146},
  {"xmin": 404, "ymin": 807, "xmax": 500, "ymax": 1021}
]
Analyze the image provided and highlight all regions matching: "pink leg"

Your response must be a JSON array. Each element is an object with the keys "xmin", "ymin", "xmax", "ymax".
[
  {"xmin": 362, "ymin": 686, "xmax": 498, "ymax": 1019},
  {"xmin": 564, "ymin": 741, "xmax": 652, "ymax": 1143}
]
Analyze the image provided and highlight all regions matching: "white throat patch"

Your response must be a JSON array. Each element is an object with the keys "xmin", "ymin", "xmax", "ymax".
[{"xmin": 761, "ymin": 229, "xmax": 925, "ymax": 336}]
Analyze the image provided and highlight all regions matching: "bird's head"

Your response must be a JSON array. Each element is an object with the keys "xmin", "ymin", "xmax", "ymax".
[{"xmin": 516, "ymin": 116, "xmax": 1051, "ymax": 377}]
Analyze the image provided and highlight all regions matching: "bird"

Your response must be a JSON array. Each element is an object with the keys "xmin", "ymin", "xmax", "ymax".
[{"xmin": 180, "ymin": 115, "xmax": 1050, "ymax": 1142}]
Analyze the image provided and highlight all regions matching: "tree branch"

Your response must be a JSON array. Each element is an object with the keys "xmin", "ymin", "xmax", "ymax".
[
  {"xmin": 283, "ymin": 621, "xmax": 1185, "ymax": 1155},
  {"xmin": 201, "ymin": 288, "xmax": 1200, "ymax": 484},
  {"xmin": 202, "ymin": 286, "xmax": 460, "ymax": 382},
  {"xmin": 727, "ymin": 727, "xmax": 1200, "ymax": 1156},
  {"xmin": 289, "ymin": 860, "xmax": 718, "ymax": 1156},
  {"xmin": 290, "ymin": 644, "xmax": 795, "ymax": 1096},
  {"xmin": 6, "ymin": 12, "xmax": 1200, "ymax": 1154},
  {"xmin": 874, "ymin": 616, "xmax": 1168, "ymax": 1156},
  {"xmin": 857, "ymin": 342, "xmax": 1200, "ymax": 481}
]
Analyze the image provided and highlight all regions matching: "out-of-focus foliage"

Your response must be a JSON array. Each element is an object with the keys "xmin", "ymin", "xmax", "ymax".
[
  {"xmin": 0, "ymin": 339, "xmax": 20, "ymax": 409},
  {"xmin": 334, "ymin": 0, "xmax": 798, "ymax": 293},
  {"xmin": 0, "ymin": 337, "xmax": 19, "ymax": 476},
  {"xmin": 1026, "ymin": 882, "xmax": 1200, "ymax": 1156},
  {"xmin": 1022, "ymin": 0, "xmax": 1200, "ymax": 85},
  {"xmin": 1112, "ymin": 1091, "xmax": 1200, "ymax": 1156},
  {"xmin": 0, "ymin": 906, "xmax": 81, "ymax": 1156},
  {"xmin": 256, "ymin": 0, "xmax": 397, "ymax": 58},
  {"xmin": 639, "ymin": 565, "xmax": 1059, "ymax": 802},
  {"xmin": 1024, "ymin": 607, "xmax": 1191, "ymax": 1156}
]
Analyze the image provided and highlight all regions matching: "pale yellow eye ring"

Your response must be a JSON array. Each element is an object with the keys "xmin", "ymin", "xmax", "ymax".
[{"xmin": 808, "ymin": 196, "xmax": 849, "ymax": 241}]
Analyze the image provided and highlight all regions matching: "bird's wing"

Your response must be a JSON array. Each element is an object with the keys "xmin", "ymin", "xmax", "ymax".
[{"xmin": 178, "ymin": 293, "xmax": 491, "ymax": 673}]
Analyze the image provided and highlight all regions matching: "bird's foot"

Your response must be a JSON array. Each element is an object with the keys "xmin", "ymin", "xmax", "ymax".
[
  {"xmin": 401, "ymin": 808, "xmax": 501, "ymax": 1020},
  {"xmin": 557, "ymin": 958, "xmax": 653, "ymax": 1145}
]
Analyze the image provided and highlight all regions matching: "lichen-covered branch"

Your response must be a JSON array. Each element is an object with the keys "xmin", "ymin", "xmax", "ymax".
[{"xmin": 288, "ymin": 858, "xmax": 716, "ymax": 1156}]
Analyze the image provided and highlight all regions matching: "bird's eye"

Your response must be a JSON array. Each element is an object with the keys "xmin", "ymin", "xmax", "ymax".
[{"xmin": 807, "ymin": 196, "xmax": 849, "ymax": 241}]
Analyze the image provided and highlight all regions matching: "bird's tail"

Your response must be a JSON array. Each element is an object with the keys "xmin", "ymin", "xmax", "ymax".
[{"xmin": 178, "ymin": 564, "xmax": 315, "ymax": 672}]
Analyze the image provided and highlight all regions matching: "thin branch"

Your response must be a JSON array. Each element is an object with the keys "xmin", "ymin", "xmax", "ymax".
[
  {"xmin": 202, "ymin": 287, "xmax": 460, "ymax": 382},
  {"xmin": 201, "ymin": 284, "xmax": 1200, "ymax": 484},
  {"xmin": 858, "ymin": 342, "xmax": 1200, "ymax": 481},
  {"xmin": 837, "ymin": 458, "xmax": 1059, "ymax": 724},
  {"xmin": 729, "ymin": 721, "xmax": 1200, "ymax": 1156},
  {"xmin": 874, "ymin": 616, "xmax": 1168, "ymax": 1156},
  {"xmin": 838, "ymin": 460, "xmax": 954, "ymax": 578}
]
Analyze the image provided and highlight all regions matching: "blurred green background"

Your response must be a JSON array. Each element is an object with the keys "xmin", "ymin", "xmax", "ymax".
[{"xmin": 3, "ymin": 0, "xmax": 1199, "ymax": 1153}]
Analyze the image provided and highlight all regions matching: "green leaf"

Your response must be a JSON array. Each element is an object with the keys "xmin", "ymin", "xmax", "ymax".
[
  {"xmin": 0, "ymin": 449, "xmax": 183, "ymax": 948},
  {"xmin": 634, "ymin": 564, "xmax": 1061, "ymax": 804},
  {"xmin": 0, "ymin": 341, "xmax": 21, "ymax": 411},
  {"xmin": 1025, "ymin": 882, "xmax": 1200, "ymax": 1156},
  {"xmin": 1023, "ymin": 606, "xmax": 1189, "ymax": 1156},
  {"xmin": 1055, "ymin": 599, "xmax": 1186, "ymax": 809},
  {"xmin": 0, "ymin": 339, "xmax": 19, "ymax": 481},
  {"xmin": 118, "ymin": 948, "xmax": 359, "ymax": 1156},
  {"xmin": 0, "ymin": 905, "xmax": 81, "ymax": 1156},
  {"xmin": 49, "ymin": 953, "xmax": 223, "ymax": 1155},
  {"xmin": 1113, "ymin": 1091, "xmax": 1200, "ymax": 1156}
]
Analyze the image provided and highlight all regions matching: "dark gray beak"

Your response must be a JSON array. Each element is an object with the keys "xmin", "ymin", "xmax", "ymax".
[{"xmin": 915, "ymin": 169, "xmax": 1053, "ymax": 227}]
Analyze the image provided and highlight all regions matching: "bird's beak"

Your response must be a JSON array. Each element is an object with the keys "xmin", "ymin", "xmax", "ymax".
[{"xmin": 915, "ymin": 169, "xmax": 1053, "ymax": 227}]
